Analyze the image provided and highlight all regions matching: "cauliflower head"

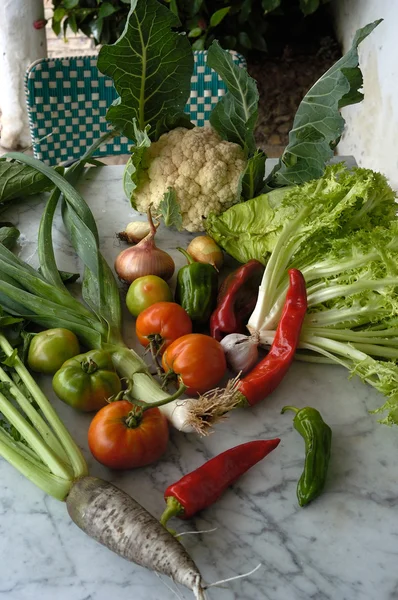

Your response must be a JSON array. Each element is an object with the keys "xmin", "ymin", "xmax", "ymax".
[{"xmin": 133, "ymin": 126, "xmax": 247, "ymax": 232}]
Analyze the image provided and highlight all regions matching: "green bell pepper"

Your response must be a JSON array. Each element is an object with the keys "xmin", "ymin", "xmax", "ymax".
[
  {"xmin": 175, "ymin": 247, "xmax": 218, "ymax": 326},
  {"xmin": 52, "ymin": 350, "xmax": 122, "ymax": 412}
]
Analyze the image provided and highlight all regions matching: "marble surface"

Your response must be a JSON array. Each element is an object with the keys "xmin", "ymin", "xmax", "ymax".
[{"xmin": 1, "ymin": 164, "xmax": 398, "ymax": 600}]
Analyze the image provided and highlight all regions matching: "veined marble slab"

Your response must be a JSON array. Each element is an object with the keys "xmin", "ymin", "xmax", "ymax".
[{"xmin": 1, "ymin": 163, "xmax": 398, "ymax": 600}]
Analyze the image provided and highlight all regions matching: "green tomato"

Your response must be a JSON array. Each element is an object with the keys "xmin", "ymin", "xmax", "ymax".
[
  {"xmin": 52, "ymin": 350, "xmax": 122, "ymax": 412},
  {"xmin": 126, "ymin": 275, "xmax": 173, "ymax": 317},
  {"xmin": 27, "ymin": 328, "xmax": 80, "ymax": 375}
]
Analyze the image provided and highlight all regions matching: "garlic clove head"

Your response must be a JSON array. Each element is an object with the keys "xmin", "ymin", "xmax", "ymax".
[
  {"xmin": 220, "ymin": 333, "xmax": 259, "ymax": 374},
  {"xmin": 118, "ymin": 220, "xmax": 158, "ymax": 244}
]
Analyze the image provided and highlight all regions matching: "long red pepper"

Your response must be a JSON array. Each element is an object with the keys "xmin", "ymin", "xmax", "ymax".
[
  {"xmin": 238, "ymin": 268, "xmax": 307, "ymax": 406},
  {"xmin": 160, "ymin": 439, "xmax": 280, "ymax": 531},
  {"xmin": 210, "ymin": 259, "xmax": 265, "ymax": 341}
]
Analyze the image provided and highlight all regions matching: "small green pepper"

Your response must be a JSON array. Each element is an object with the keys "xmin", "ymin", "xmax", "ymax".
[
  {"xmin": 282, "ymin": 405, "xmax": 332, "ymax": 507},
  {"xmin": 52, "ymin": 350, "xmax": 122, "ymax": 412},
  {"xmin": 175, "ymin": 247, "xmax": 218, "ymax": 326}
]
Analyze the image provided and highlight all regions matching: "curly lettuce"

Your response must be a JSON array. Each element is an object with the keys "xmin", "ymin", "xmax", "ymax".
[{"xmin": 206, "ymin": 164, "xmax": 398, "ymax": 425}]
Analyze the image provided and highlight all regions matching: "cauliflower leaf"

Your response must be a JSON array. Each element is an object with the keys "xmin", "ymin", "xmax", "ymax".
[
  {"xmin": 97, "ymin": 0, "xmax": 194, "ymax": 140},
  {"xmin": 206, "ymin": 40, "xmax": 259, "ymax": 156},
  {"xmin": 267, "ymin": 19, "xmax": 382, "ymax": 187},
  {"xmin": 157, "ymin": 188, "xmax": 183, "ymax": 231}
]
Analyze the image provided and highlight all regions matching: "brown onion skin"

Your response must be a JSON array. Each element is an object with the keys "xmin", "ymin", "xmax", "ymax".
[
  {"xmin": 186, "ymin": 236, "xmax": 224, "ymax": 271},
  {"xmin": 115, "ymin": 243, "xmax": 175, "ymax": 284},
  {"xmin": 115, "ymin": 207, "xmax": 175, "ymax": 284}
]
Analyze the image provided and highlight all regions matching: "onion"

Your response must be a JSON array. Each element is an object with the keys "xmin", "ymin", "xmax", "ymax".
[
  {"xmin": 114, "ymin": 208, "xmax": 175, "ymax": 284},
  {"xmin": 220, "ymin": 333, "xmax": 259, "ymax": 374},
  {"xmin": 186, "ymin": 236, "xmax": 224, "ymax": 271},
  {"xmin": 118, "ymin": 220, "xmax": 156, "ymax": 244}
]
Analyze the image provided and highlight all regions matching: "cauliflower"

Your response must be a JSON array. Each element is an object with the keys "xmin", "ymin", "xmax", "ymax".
[{"xmin": 133, "ymin": 126, "xmax": 247, "ymax": 232}]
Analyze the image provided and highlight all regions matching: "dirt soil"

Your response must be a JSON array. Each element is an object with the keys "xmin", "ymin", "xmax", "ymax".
[{"xmin": 249, "ymin": 36, "xmax": 341, "ymax": 157}]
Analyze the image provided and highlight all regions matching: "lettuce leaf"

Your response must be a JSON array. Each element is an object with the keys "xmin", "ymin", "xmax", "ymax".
[
  {"xmin": 267, "ymin": 19, "xmax": 382, "ymax": 187},
  {"xmin": 97, "ymin": 0, "xmax": 194, "ymax": 140},
  {"xmin": 206, "ymin": 164, "xmax": 396, "ymax": 267}
]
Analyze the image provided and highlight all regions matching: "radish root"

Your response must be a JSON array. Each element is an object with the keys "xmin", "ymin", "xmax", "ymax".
[
  {"xmin": 66, "ymin": 477, "xmax": 206, "ymax": 598},
  {"xmin": 185, "ymin": 375, "xmax": 244, "ymax": 435},
  {"xmin": 205, "ymin": 563, "xmax": 262, "ymax": 589}
]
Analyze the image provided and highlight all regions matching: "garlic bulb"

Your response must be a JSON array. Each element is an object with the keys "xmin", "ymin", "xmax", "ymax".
[
  {"xmin": 220, "ymin": 333, "xmax": 259, "ymax": 374},
  {"xmin": 118, "ymin": 220, "xmax": 156, "ymax": 244}
]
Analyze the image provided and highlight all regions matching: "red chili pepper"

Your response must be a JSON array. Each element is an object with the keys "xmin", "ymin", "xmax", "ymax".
[
  {"xmin": 159, "ymin": 438, "xmax": 280, "ymax": 531},
  {"xmin": 238, "ymin": 268, "xmax": 307, "ymax": 406},
  {"xmin": 210, "ymin": 259, "xmax": 265, "ymax": 341}
]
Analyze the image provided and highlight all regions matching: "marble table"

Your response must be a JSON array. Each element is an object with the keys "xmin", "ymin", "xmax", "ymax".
[{"xmin": 1, "ymin": 164, "xmax": 398, "ymax": 600}]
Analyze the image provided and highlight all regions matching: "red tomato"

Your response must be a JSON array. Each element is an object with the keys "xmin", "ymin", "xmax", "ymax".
[
  {"xmin": 88, "ymin": 401, "xmax": 169, "ymax": 469},
  {"xmin": 136, "ymin": 302, "xmax": 192, "ymax": 355},
  {"xmin": 161, "ymin": 333, "xmax": 226, "ymax": 396}
]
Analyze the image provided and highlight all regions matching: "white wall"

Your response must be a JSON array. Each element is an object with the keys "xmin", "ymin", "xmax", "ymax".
[{"xmin": 333, "ymin": 0, "xmax": 398, "ymax": 189}]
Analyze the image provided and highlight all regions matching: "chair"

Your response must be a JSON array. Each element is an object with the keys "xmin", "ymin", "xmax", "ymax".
[{"xmin": 24, "ymin": 51, "xmax": 246, "ymax": 166}]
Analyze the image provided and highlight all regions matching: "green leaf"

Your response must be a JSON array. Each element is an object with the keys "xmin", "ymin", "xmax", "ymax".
[
  {"xmin": 0, "ymin": 316, "xmax": 23, "ymax": 328},
  {"xmin": 1, "ymin": 348, "xmax": 18, "ymax": 368},
  {"xmin": 210, "ymin": 7, "xmax": 231, "ymax": 27},
  {"xmin": 188, "ymin": 27, "xmax": 203, "ymax": 38},
  {"xmin": 222, "ymin": 35, "xmax": 236, "ymax": 49},
  {"xmin": 187, "ymin": 0, "xmax": 203, "ymax": 18},
  {"xmin": 169, "ymin": 0, "xmax": 179, "ymax": 17},
  {"xmin": 238, "ymin": 150, "xmax": 267, "ymax": 200},
  {"xmin": 53, "ymin": 7, "xmax": 66, "ymax": 22},
  {"xmin": 262, "ymin": 0, "xmax": 281, "ymax": 13},
  {"xmin": 68, "ymin": 13, "xmax": 78, "ymax": 33},
  {"xmin": 0, "ymin": 226, "xmax": 20, "ymax": 250},
  {"xmin": 0, "ymin": 243, "xmax": 92, "ymax": 321},
  {"xmin": 123, "ymin": 123, "xmax": 151, "ymax": 209},
  {"xmin": 98, "ymin": 2, "xmax": 119, "ymax": 19},
  {"xmin": 97, "ymin": 0, "xmax": 194, "ymax": 139},
  {"xmin": 268, "ymin": 20, "xmax": 382, "ymax": 187},
  {"xmin": 38, "ymin": 189, "xmax": 65, "ymax": 289},
  {"xmin": 154, "ymin": 112, "xmax": 194, "ymax": 141},
  {"xmin": 63, "ymin": 0, "xmax": 79, "ymax": 8},
  {"xmin": 192, "ymin": 37, "xmax": 205, "ymax": 51},
  {"xmin": 37, "ymin": 266, "xmax": 79, "ymax": 284},
  {"xmin": 207, "ymin": 40, "xmax": 259, "ymax": 155},
  {"xmin": 0, "ymin": 278, "xmax": 103, "ymax": 349},
  {"xmin": 249, "ymin": 31, "xmax": 267, "ymax": 52},
  {"xmin": 74, "ymin": 8, "xmax": 97, "ymax": 21},
  {"xmin": 58, "ymin": 270, "xmax": 79, "ymax": 284},
  {"xmin": 157, "ymin": 188, "xmax": 183, "ymax": 230},
  {"xmin": 0, "ymin": 153, "xmax": 118, "ymax": 339},
  {"xmin": 0, "ymin": 159, "xmax": 54, "ymax": 206},
  {"xmin": 89, "ymin": 16, "xmax": 103, "ymax": 42},
  {"xmin": 52, "ymin": 18, "xmax": 61, "ymax": 36},
  {"xmin": 239, "ymin": 0, "xmax": 252, "ymax": 23},
  {"xmin": 299, "ymin": 0, "xmax": 320, "ymax": 15},
  {"xmin": 238, "ymin": 31, "xmax": 252, "ymax": 49}
]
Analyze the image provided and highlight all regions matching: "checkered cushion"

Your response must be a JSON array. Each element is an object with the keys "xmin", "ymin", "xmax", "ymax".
[{"xmin": 25, "ymin": 51, "xmax": 246, "ymax": 166}]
